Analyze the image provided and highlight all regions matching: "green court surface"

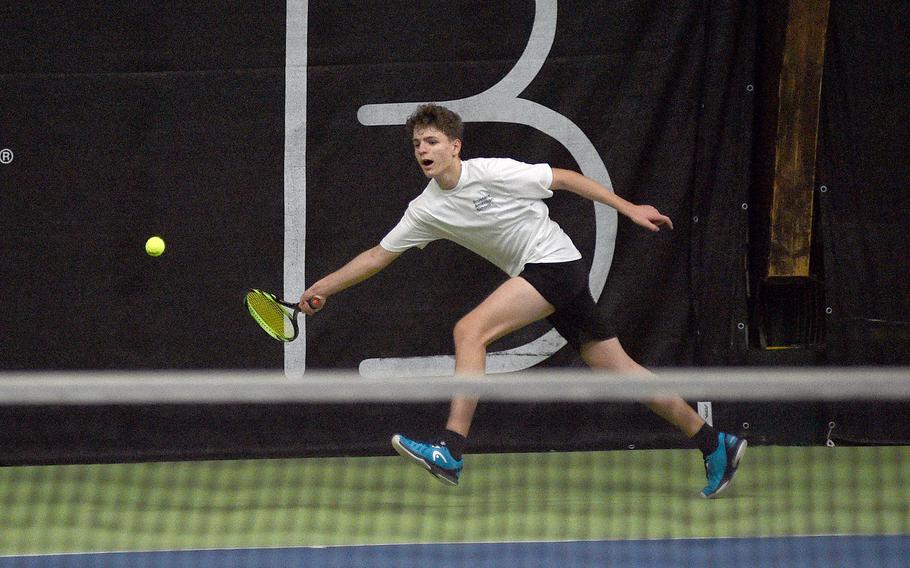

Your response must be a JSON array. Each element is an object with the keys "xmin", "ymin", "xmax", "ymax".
[{"xmin": 1, "ymin": 446, "xmax": 906, "ymax": 555}]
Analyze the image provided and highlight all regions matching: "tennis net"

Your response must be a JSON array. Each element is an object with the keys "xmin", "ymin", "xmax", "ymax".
[{"xmin": 0, "ymin": 368, "xmax": 907, "ymax": 567}]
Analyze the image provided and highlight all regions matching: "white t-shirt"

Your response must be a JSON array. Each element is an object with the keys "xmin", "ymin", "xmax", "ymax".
[{"xmin": 380, "ymin": 158, "xmax": 581, "ymax": 277}]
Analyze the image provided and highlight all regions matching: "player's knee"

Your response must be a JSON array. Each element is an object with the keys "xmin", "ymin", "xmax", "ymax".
[{"xmin": 453, "ymin": 316, "xmax": 490, "ymax": 349}]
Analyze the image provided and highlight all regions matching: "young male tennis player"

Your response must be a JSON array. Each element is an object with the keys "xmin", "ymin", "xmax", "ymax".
[{"xmin": 300, "ymin": 104, "xmax": 746, "ymax": 498}]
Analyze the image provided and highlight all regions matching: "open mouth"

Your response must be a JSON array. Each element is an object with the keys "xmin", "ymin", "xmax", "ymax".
[{"xmin": 421, "ymin": 159, "xmax": 434, "ymax": 168}]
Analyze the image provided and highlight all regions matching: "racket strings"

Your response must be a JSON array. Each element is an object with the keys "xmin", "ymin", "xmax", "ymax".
[{"xmin": 246, "ymin": 291, "xmax": 293, "ymax": 340}]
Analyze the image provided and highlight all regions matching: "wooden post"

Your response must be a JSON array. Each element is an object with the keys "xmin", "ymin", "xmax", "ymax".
[{"xmin": 767, "ymin": 0, "xmax": 830, "ymax": 278}]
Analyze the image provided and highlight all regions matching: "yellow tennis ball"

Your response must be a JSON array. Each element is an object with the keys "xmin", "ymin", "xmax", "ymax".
[{"xmin": 145, "ymin": 236, "xmax": 165, "ymax": 257}]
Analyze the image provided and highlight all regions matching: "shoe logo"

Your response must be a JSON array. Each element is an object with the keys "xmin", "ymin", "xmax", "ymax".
[{"xmin": 431, "ymin": 450, "xmax": 448, "ymax": 464}]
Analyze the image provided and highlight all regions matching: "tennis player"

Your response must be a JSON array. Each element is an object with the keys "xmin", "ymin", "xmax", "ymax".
[{"xmin": 300, "ymin": 103, "xmax": 746, "ymax": 498}]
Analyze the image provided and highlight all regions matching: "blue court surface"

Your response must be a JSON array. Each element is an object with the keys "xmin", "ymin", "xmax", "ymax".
[{"xmin": 2, "ymin": 535, "xmax": 907, "ymax": 568}]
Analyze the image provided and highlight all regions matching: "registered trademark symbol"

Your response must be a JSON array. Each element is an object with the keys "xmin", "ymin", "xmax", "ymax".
[{"xmin": 0, "ymin": 149, "xmax": 12, "ymax": 164}]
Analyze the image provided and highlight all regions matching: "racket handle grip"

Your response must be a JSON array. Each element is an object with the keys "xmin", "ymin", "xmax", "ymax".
[{"xmin": 307, "ymin": 296, "xmax": 323, "ymax": 310}]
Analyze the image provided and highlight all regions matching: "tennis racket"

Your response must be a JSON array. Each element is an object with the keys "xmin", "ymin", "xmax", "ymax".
[{"xmin": 244, "ymin": 289, "xmax": 322, "ymax": 342}]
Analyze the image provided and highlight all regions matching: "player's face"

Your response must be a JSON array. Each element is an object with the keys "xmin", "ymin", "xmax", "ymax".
[{"xmin": 412, "ymin": 126, "xmax": 461, "ymax": 181}]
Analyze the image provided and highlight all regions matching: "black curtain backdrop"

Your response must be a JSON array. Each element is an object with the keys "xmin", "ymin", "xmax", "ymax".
[
  {"xmin": 1, "ymin": 2, "xmax": 907, "ymax": 464},
  {"xmin": 815, "ymin": 2, "xmax": 910, "ymax": 446},
  {"xmin": 816, "ymin": 1, "xmax": 910, "ymax": 366},
  {"xmin": 1, "ymin": 1, "xmax": 757, "ymax": 371},
  {"xmin": 0, "ymin": 3, "xmax": 287, "ymax": 369}
]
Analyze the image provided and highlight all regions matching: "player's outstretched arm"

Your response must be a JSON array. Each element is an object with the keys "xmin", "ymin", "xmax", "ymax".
[
  {"xmin": 299, "ymin": 245, "xmax": 401, "ymax": 314},
  {"xmin": 550, "ymin": 168, "xmax": 673, "ymax": 232}
]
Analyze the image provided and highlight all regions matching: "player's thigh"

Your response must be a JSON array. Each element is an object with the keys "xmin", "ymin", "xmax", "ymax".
[
  {"xmin": 579, "ymin": 337, "xmax": 650, "ymax": 375},
  {"xmin": 456, "ymin": 277, "xmax": 555, "ymax": 345}
]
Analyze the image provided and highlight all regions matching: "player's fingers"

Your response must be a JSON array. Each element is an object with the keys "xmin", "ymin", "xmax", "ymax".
[
  {"xmin": 307, "ymin": 296, "xmax": 325, "ymax": 312},
  {"xmin": 635, "ymin": 216, "xmax": 660, "ymax": 232}
]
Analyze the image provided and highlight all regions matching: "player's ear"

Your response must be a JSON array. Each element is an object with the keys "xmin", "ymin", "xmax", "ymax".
[{"xmin": 452, "ymin": 137, "xmax": 462, "ymax": 157}]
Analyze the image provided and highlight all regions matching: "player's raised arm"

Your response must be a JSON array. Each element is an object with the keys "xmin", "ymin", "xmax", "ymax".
[
  {"xmin": 550, "ymin": 168, "xmax": 673, "ymax": 232},
  {"xmin": 299, "ymin": 245, "xmax": 401, "ymax": 314}
]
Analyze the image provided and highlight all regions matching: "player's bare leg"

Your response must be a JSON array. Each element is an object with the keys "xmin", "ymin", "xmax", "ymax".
[
  {"xmin": 446, "ymin": 277, "xmax": 555, "ymax": 436},
  {"xmin": 579, "ymin": 338, "xmax": 704, "ymax": 436},
  {"xmin": 392, "ymin": 277, "xmax": 553, "ymax": 485},
  {"xmin": 579, "ymin": 337, "xmax": 747, "ymax": 497}
]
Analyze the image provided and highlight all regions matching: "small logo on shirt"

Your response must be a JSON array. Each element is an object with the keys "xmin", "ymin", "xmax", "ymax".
[{"xmin": 473, "ymin": 191, "xmax": 494, "ymax": 212}]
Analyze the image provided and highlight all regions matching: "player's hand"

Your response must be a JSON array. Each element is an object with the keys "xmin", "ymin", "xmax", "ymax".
[
  {"xmin": 627, "ymin": 204, "xmax": 674, "ymax": 232},
  {"xmin": 299, "ymin": 291, "xmax": 326, "ymax": 315}
]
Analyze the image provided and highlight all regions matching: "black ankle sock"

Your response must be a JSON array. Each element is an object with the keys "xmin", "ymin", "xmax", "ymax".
[
  {"xmin": 692, "ymin": 423, "xmax": 719, "ymax": 457},
  {"xmin": 439, "ymin": 429, "xmax": 467, "ymax": 460}
]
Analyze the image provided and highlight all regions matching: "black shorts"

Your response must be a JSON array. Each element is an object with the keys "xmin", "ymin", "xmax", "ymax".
[{"xmin": 518, "ymin": 259, "xmax": 616, "ymax": 350}]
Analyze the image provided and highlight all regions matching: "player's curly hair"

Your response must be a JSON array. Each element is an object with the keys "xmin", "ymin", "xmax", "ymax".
[{"xmin": 406, "ymin": 103, "xmax": 464, "ymax": 142}]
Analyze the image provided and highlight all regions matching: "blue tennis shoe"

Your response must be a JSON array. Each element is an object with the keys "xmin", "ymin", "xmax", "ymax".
[
  {"xmin": 392, "ymin": 434, "xmax": 463, "ymax": 486},
  {"xmin": 701, "ymin": 432, "xmax": 747, "ymax": 499}
]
